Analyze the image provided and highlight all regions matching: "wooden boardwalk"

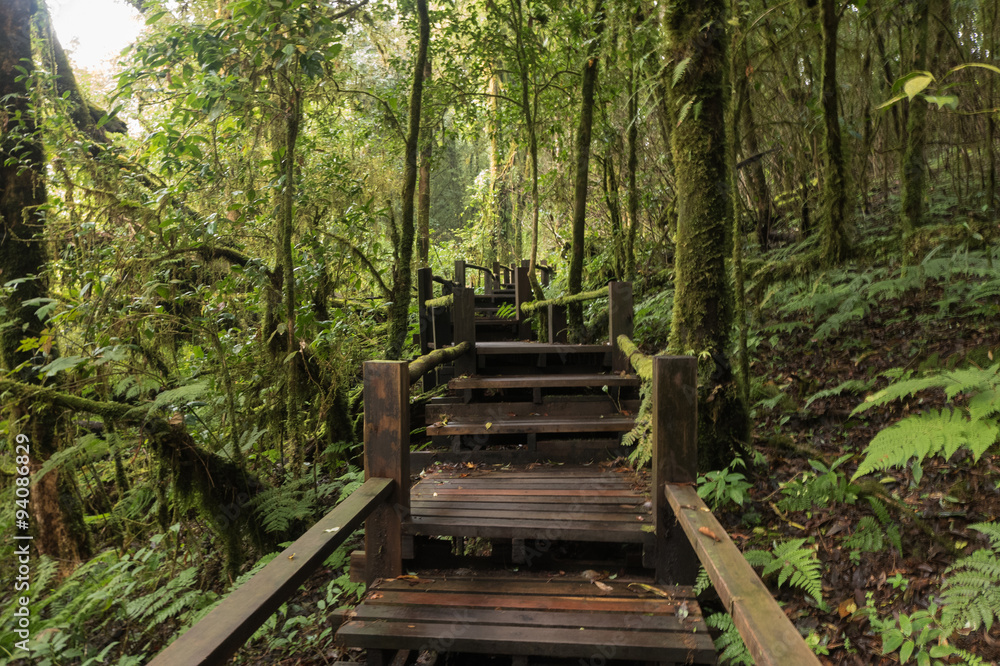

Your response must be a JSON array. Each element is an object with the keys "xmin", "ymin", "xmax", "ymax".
[{"xmin": 150, "ymin": 261, "xmax": 820, "ymax": 666}]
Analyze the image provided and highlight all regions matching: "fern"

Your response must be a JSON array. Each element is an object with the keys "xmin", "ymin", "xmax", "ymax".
[
  {"xmin": 804, "ymin": 378, "xmax": 874, "ymax": 409},
  {"xmin": 745, "ymin": 538, "xmax": 823, "ymax": 606},
  {"xmin": 853, "ymin": 408, "xmax": 998, "ymax": 479},
  {"xmin": 248, "ymin": 478, "xmax": 314, "ymax": 535},
  {"xmin": 940, "ymin": 523, "xmax": 1000, "ymax": 632},
  {"xmin": 705, "ymin": 612, "xmax": 754, "ymax": 665},
  {"xmin": 694, "ymin": 566, "xmax": 712, "ymax": 595}
]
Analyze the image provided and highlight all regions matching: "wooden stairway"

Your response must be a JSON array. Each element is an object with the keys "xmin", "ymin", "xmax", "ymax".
[{"xmin": 339, "ymin": 268, "xmax": 715, "ymax": 664}]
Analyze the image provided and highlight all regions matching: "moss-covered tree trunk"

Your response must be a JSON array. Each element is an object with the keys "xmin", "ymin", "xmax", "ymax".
[
  {"xmin": 665, "ymin": 0, "xmax": 748, "ymax": 472},
  {"xmin": 819, "ymin": 0, "xmax": 852, "ymax": 264},
  {"xmin": 417, "ymin": 59, "xmax": 432, "ymax": 269},
  {"xmin": 386, "ymin": 0, "xmax": 429, "ymax": 359},
  {"xmin": 625, "ymin": 68, "xmax": 639, "ymax": 282},
  {"xmin": 1, "ymin": 0, "xmax": 90, "ymax": 564},
  {"xmin": 900, "ymin": 0, "xmax": 932, "ymax": 238},
  {"xmin": 567, "ymin": 0, "xmax": 606, "ymax": 339}
]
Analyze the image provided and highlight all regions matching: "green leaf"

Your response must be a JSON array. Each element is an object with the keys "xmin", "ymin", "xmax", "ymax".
[
  {"xmin": 876, "ymin": 93, "xmax": 907, "ymax": 110},
  {"xmin": 923, "ymin": 95, "xmax": 958, "ymax": 110},
  {"xmin": 899, "ymin": 639, "xmax": 914, "ymax": 663},
  {"xmin": 882, "ymin": 629, "xmax": 905, "ymax": 654},
  {"xmin": 899, "ymin": 614, "xmax": 913, "ymax": 636},
  {"xmin": 38, "ymin": 355, "xmax": 87, "ymax": 377},
  {"xmin": 904, "ymin": 74, "xmax": 934, "ymax": 100},
  {"xmin": 951, "ymin": 62, "xmax": 1000, "ymax": 76},
  {"xmin": 928, "ymin": 645, "xmax": 954, "ymax": 658},
  {"xmin": 145, "ymin": 10, "xmax": 167, "ymax": 24}
]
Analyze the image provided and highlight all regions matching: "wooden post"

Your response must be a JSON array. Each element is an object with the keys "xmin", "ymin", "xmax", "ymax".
[
  {"xmin": 453, "ymin": 287, "xmax": 476, "ymax": 376},
  {"xmin": 363, "ymin": 361, "xmax": 410, "ymax": 585},
  {"xmin": 652, "ymin": 355, "xmax": 699, "ymax": 585},
  {"xmin": 416, "ymin": 267, "xmax": 432, "ymax": 355},
  {"xmin": 454, "ymin": 259, "xmax": 466, "ymax": 288},
  {"xmin": 514, "ymin": 264, "xmax": 532, "ymax": 339},
  {"xmin": 547, "ymin": 304, "xmax": 568, "ymax": 343},
  {"xmin": 608, "ymin": 282, "xmax": 633, "ymax": 373}
]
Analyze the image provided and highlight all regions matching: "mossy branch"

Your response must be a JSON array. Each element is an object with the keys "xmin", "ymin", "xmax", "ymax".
[
  {"xmin": 617, "ymin": 335, "xmax": 653, "ymax": 381},
  {"xmin": 154, "ymin": 246, "xmax": 279, "ymax": 286},
  {"xmin": 520, "ymin": 287, "xmax": 606, "ymax": 314},
  {"xmin": 407, "ymin": 341, "xmax": 471, "ymax": 384},
  {"xmin": 326, "ymin": 234, "xmax": 392, "ymax": 300},
  {"xmin": 0, "ymin": 379, "xmax": 140, "ymax": 421},
  {"xmin": 424, "ymin": 293, "xmax": 454, "ymax": 308}
]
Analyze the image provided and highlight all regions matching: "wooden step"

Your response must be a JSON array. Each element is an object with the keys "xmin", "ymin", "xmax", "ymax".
[
  {"xmin": 405, "ymin": 464, "xmax": 650, "ymax": 542},
  {"xmin": 475, "ymin": 341, "xmax": 611, "ymax": 355},
  {"xmin": 425, "ymin": 397, "xmax": 640, "ymax": 421},
  {"xmin": 426, "ymin": 415, "xmax": 634, "ymax": 437},
  {"xmin": 449, "ymin": 373, "xmax": 640, "ymax": 389},
  {"xmin": 336, "ymin": 574, "xmax": 715, "ymax": 663}
]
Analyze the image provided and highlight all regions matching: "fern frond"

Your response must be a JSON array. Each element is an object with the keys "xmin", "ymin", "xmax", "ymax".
[
  {"xmin": 805, "ymin": 379, "xmax": 874, "ymax": 409},
  {"xmin": 853, "ymin": 409, "xmax": 999, "ymax": 479},
  {"xmin": 705, "ymin": 612, "xmax": 754, "ymax": 665},
  {"xmin": 747, "ymin": 539, "xmax": 824, "ymax": 605},
  {"xmin": 852, "ymin": 376, "xmax": 950, "ymax": 415}
]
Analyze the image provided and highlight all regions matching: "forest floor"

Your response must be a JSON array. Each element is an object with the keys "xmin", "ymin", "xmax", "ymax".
[{"xmin": 729, "ymin": 267, "xmax": 1000, "ymax": 665}]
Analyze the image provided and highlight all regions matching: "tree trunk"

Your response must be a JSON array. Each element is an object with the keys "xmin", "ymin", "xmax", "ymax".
[
  {"xmin": 819, "ymin": 0, "xmax": 852, "ymax": 264},
  {"xmin": 625, "ymin": 68, "xmax": 639, "ymax": 282},
  {"xmin": 0, "ymin": 0, "xmax": 90, "ymax": 565},
  {"xmin": 665, "ymin": 0, "xmax": 748, "ymax": 472},
  {"xmin": 567, "ymin": 0, "xmax": 606, "ymax": 339},
  {"xmin": 386, "ymin": 0, "xmax": 430, "ymax": 359},
  {"xmin": 417, "ymin": 59, "xmax": 433, "ymax": 269},
  {"xmin": 900, "ymin": 0, "xmax": 932, "ymax": 238}
]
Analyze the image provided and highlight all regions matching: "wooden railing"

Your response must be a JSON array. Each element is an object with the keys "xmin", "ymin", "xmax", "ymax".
[
  {"xmin": 148, "ymin": 361, "xmax": 413, "ymax": 666},
  {"xmin": 615, "ymin": 336, "xmax": 821, "ymax": 666}
]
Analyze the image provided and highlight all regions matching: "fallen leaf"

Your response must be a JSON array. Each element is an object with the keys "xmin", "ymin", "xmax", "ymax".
[
  {"xmin": 837, "ymin": 598, "xmax": 857, "ymax": 618},
  {"xmin": 699, "ymin": 526, "xmax": 721, "ymax": 542},
  {"xmin": 594, "ymin": 581, "xmax": 613, "ymax": 592},
  {"xmin": 485, "ymin": 422, "xmax": 492, "ymax": 430}
]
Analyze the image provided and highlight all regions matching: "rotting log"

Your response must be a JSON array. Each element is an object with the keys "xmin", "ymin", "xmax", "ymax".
[
  {"xmin": 519, "ymin": 288, "xmax": 606, "ymax": 314},
  {"xmin": 616, "ymin": 335, "xmax": 652, "ymax": 381},
  {"xmin": 147, "ymin": 477, "xmax": 393, "ymax": 666},
  {"xmin": 665, "ymin": 483, "xmax": 822, "ymax": 666},
  {"xmin": 407, "ymin": 341, "xmax": 472, "ymax": 384}
]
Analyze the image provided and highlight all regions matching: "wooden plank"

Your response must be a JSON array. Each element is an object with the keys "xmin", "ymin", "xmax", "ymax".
[
  {"xmin": 666, "ymin": 483, "xmax": 821, "ymax": 666},
  {"xmin": 364, "ymin": 361, "xmax": 410, "ymax": 584},
  {"xmin": 448, "ymin": 373, "xmax": 639, "ymax": 389},
  {"xmin": 359, "ymin": 589, "xmax": 681, "ymax": 613},
  {"xmin": 652, "ymin": 355, "xmax": 699, "ymax": 585},
  {"xmin": 411, "ymin": 500, "xmax": 642, "ymax": 513},
  {"xmin": 608, "ymin": 282, "xmax": 633, "ymax": 373},
  {"xmin": 454, "ymin": 259, "xmax": 466, "ymax": 288},
  {"xmin": 452, "ymin": 287, "xmax": 476, "ymax": 376},
  {"xmin": 410, "ymin": 506, "xmax": 648, "ymax": 523},
  {"xmin": 426, "ymin": 416, "xmax": 634, "ymax": 436},
  {"xmin": 416, "ymin": 476, "xmax": 633, "ymax": 487},
  {"xmin": 148, "ymin": 478, "xmax": 392, "ymax": 666},
  {"xmin": 372, "ymin": 576, "xmax": 695, "ymax": 597},
  {"xmin": 514, "ymin": 264, "xmax": 532, "ymax": 339},
  {"xmin": 474, "ymin": 341, "xmax": 610, "ymax": 355},
  {"xmin": 416, "ymin": 267, "xmax": 433, "ymax": 357},
  {"xmin": 338, "ymin": 620, "xmax": 714, "ymax": 662},
  {"xmin": 403, "ymin": 517, "xmax": 649, "ymax": 541}
]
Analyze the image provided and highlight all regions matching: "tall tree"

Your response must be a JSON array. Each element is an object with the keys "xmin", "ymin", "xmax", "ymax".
[
  {"xmin": 567, "ymin": 0, "xmax": 606, "ymax": 338},
  {"xmin": 1, "ymin": 0, "xmax": 90, "ymax": 563},
  {"xmin": 665, "ymin": 0, "xmax": 748, "ymax": 470},
  {"xmin": 819, "ymin": 0, "xmax": 852, "ymax": 264},
  {"xmin": 386, "ymin": 0, "xmax": 430, "ymax": 359}
]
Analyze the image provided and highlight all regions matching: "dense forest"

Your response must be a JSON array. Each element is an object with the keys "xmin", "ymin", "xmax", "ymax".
[{"xmin": 1, "ymin": 0, "xmax": 999, "ymax": 663}]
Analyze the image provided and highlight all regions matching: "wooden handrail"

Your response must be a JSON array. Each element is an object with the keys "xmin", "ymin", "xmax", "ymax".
[
  {"xmin": 148, "ymin": 477, "xmax": 394, "ymax": 666},
  {"xmin": 407, "ymin": 341, "xmax": 471, "ymax": 384},
  {"xmin": 424, "ymin": 293, "xmax": 454, "ymax": 308},
  {"xmin": 519, "ymin": 287, "xmax": 606, "ymax": 314},
  {"xmin": 664, "ymin": 483, "xmax": 822, "ymax": 666},
  {"xmin": 616, "ymin": 335, "xmax": 652, "ymax": 381}
]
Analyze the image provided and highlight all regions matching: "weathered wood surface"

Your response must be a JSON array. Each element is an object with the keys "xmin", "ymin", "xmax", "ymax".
[
  {"xmin": 519, "ymin": 287, "xmax": 606, "ymax": 313},
  {"xmin": 426, "ymin": 415, "xmax": 634, "ymax": 436},
  {"xmin": 608, "ymin": 282, "xmax": 634, "ymax": 373},
  {"xmin": 448, "ymin": 373, "xmax": 639, "ymax": 389},
  {"xmin": 407, "ymin": 341, "xmax": 471, "ymax": 384},
  {"xmin": 474, "ymin": 341, "xmax": 610, "ymax": 355},
  {"xmin": 452, "ymin": 288, "xmax": 476, "ymax": 376},
  {"xmin": 665, "ymin": 483, "xmax": 822, "ymax": 666},
  {"xmin": 364, "ymin": 361, "xmax": 410, "ymax": 584},
  {"xmin": 147, "ymin": 477, "xmax": 393, "ymax": 666},
  {"xmin": 404, "ymin": 465, "xmax": 651, "ymax": 542},
  {"xmin": 337, "ymin": 575, "xmax": 715, "ymax": 662},
  {"xmin": 652, "ymin": 356, "xmax": 700, "ymax": 584},
  {"xmin": 425, "ymin": 397, "xmax": 640, "ymax": 420}
]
